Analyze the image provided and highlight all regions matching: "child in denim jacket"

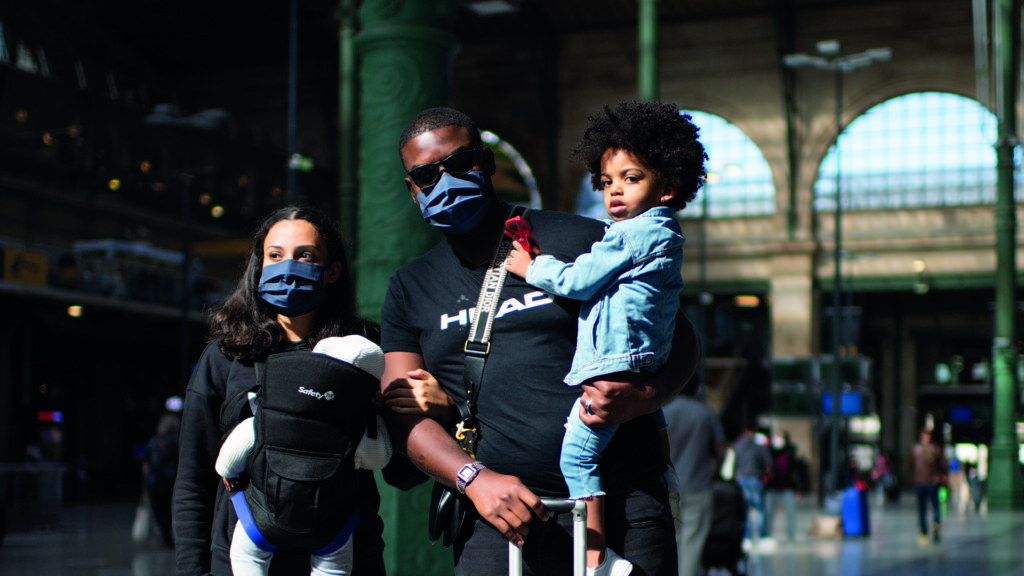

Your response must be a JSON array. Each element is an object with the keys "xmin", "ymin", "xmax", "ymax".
[{"xmin": 506, "ymin": 100, "xmax": 707, "ymax": 576}]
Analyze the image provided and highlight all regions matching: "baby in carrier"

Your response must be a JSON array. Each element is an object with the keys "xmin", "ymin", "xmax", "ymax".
[{"xmin": 216, "ymin": 335, "xmax": 392, "ymax": 576}]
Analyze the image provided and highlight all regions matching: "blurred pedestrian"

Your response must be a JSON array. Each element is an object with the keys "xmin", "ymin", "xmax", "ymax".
[
  {"xmin": 911, "ymin": 428, "xmax": 946, "ymax": 545},
  {"xmin": 870, "ymin": 450, "xmax": 894, "ymax": 506},
  {"xmin": 764, "ymin": 431, "xmax": 798, "ymax": 543},
  {"xmin": 946, "ymin": 454, "xmax": 965, "ymax": 514},
  {"xmin": 663, "ymin": 386, "xmax": 726, "ymax": 576},
  {"xmin": 732, "ymin": 421, "xmax": 772, "ymax": 546},
  {"xmin": 965, "ymin": 459, "xmax": 987, "ymax": 513},
  {"xmin": 142, "ymin": 413, "xmax": 180, "ymax": 547}
]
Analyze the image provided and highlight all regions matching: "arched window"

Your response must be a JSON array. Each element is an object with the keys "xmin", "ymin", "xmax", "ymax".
[
  {"xmin": 574, "ymin": 111, "xmax": 775, "ymax": 219},
  {"xmin": 682, "ymin": 111, "xmax": 775, "ymax": 218},
  {"xmin": 813, "ymin": 91, "xmax": 1023, "ymax": 210},
  {"xmin": 482, "ymin": 130, "xmax": 542, "ymax": 209}
]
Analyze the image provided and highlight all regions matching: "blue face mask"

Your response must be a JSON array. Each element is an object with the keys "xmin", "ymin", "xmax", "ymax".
[
  {"xmin": 415, "ymin": 171, "xmax": 490, "ymax": 234},
  {"xmin": 258, "ymin": 259, "xmax": 327, "ymax": 317}
]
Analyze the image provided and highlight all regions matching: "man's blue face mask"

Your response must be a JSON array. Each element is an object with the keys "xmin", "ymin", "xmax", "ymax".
[
  {"xmin": 414, "ymin": 171, "xmax": 490, "ymax": 234},
  {"xmin": 258, "ymin": 259, "xmax": 327, "ymax": 317}
]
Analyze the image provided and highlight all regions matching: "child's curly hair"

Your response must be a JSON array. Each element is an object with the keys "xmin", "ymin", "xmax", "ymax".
[{"xmin": 572, "ymin": 100, "xmax": 708, "ymax": 211}]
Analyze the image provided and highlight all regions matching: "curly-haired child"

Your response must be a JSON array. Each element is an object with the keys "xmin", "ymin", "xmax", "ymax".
[{"xmin": 506, "ymin": 100, "xmax": 707, "ymax": 576}]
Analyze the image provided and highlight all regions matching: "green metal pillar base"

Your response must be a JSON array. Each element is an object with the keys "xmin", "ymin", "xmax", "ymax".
[
  {"xmin": 376, "ymin": 474, "xmax": 452, "ymax": 576},
  {"xmin": 987, "ymin": 347, "xmax": 1022, "ymax": 510},
  {"xmin": 355, "ymin": 1, "xmax": 459, "ymax": 574},
  {"xmin": 987, "ymin": 443, "xmax": 1024, "ymax": 509}
]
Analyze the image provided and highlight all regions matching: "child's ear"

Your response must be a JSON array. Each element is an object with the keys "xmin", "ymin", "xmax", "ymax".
[{"xmin": 660, "ymin": 186, "xmax": 677, "ymax": 205}]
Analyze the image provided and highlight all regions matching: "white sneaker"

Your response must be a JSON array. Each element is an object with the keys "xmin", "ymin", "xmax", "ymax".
[{"xmin": 587, "ymin": 548, "xmax": 633, "ymax": 576}]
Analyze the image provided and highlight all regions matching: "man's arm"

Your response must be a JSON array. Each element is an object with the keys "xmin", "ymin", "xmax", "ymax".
[
  {"xmin": 381, "ymin": 351, "xmax": 547, "ymax": 545},
  {"xmin": 579, "ymin": 311, "xmax": 701, "ymax": 427}
]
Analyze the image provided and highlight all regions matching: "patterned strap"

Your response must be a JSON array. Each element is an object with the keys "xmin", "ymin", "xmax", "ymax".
[{"xmin": 456, "ymin": 206, "xmax": 528, "ymax": 457}]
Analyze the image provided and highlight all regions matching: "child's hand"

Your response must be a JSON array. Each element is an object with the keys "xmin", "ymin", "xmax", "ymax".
[
  {"xmin": 222, "ymin": 477, "xmax": 238, "ymax": 492},
  {"xmin": 505, "ymin": 241, "xmax": 536, "ymax": 278},
  {"xmin": 383, "ymin": 368, "xmax": 456, "ymax": 425}
]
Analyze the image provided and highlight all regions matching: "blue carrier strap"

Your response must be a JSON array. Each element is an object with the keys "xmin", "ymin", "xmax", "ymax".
[
  {"xmin": 230, "ymin": 491, "xmax": 279, "ymax": 553},
  {"xmin": 312, "ymin": 507, "xmax": 361, "ymax": 556},
  {"xmin": 230, "ymin": 491, "xmax": 361, "ymax": 556}
]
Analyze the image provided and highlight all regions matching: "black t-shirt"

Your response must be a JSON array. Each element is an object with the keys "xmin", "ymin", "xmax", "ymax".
[{"xmin": 381, "ymin": 206, "xmax": 664, "ymax": 497}]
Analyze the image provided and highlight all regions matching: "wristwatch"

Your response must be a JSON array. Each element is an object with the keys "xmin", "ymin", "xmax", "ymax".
[{"xmin": 456, "ymin": 462, "xmax": 486, "ymax": 494}]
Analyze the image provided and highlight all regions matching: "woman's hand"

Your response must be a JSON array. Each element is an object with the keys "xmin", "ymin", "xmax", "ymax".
[{"xmin": 383, "ymin": 368, "xmax": 456, "ymax": 426}]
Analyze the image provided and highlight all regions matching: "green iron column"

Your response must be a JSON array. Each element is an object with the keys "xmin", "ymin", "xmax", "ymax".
[
  {"xmin": 988, "ymin": 0, "xmax": 1022, "ymax": 510},
  {"xmin": 354, "ymin": 1, "xmax": 459, "ymax": 574},
  {"xmin": 338, "ymin": 0, "xmax": 357, "ymax": 249},
  {"xmin": 354, "ymin": 0, "xmax": 456, "ymax": 321},
  {"xmin": 638, "ymin": 0, "xmax": 658, "ymax": 101}
]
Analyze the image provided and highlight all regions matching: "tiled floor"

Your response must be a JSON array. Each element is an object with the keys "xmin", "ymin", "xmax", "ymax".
[
  {"xmin": 725, "ymin": 495, "xmax": 1024, "ymax": 576},
  {"xmin": 1, "ymin": 495, "xmax": 1021, "ymax": 575},
  {"xmin": 0, "ymin": 503, "xmax": 176, "ymax": 576}
]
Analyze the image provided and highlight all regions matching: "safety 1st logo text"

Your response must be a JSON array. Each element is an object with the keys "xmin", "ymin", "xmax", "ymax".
[{"xmin": 298, "ymin": 387, "xmax": 335, "ymax": 400}]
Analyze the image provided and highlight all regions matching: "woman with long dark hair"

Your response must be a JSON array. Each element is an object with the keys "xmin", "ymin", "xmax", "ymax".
[{"xmin": 173, "ymin": 206, "xmax": 385, "ymax": 576}]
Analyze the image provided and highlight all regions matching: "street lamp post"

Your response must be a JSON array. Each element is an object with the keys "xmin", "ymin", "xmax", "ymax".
[{"xmin": 783, "ymin": 40, "xmax": 890, "ymax": 496}]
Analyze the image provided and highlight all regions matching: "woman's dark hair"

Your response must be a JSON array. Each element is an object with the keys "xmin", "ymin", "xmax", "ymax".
[
  {"xmin": 572, "ymin": 100, "xmax": 708, "ymax": 211},
  {"xmin": 211, "ymin": 205, "xmax": 377, "ymax": 362}
]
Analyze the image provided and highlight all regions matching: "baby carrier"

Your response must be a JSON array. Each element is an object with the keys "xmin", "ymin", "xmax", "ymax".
[{"xmin": 221, "ymin": 346, "xmax": 381, "ymax": 552}]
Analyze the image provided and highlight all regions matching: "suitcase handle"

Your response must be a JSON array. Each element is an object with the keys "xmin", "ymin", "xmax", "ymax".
[
  {"xmin": 539, "ymin": 497, "xmax": 582, "ymax": 513},
  {"xmin": 509, "ymin": 498, "xmax": 587, "ymax": 576}
]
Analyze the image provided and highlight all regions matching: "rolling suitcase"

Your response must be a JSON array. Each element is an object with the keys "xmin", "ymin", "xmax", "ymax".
[
  {"xmin": 508, "ymin": 498, "xmax": 587, "ymax": 576},
  {"xmin": 841, "ymin": 486, "xmax": 870, "ymax": 536}
]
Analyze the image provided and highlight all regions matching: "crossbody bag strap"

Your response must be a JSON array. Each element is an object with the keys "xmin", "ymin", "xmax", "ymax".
[{"xmin": 455, "ymin": 206, "xmax": 528, "ymax": 457}]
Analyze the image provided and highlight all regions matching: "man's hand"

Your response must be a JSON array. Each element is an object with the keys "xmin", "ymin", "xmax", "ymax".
[
  {"xmin": 579, "ymin": 371, "xmax": 659, "ymax": 428},
  {"xmin": 580, "ymin": 312, "xmax": 702, "ymax": 427},
  {"xmin": 383, "ymin": 368, "xmax": 456, "ymax": 426},
  {"xmin": 464, "ymin": 469, "xmax": 549, "ymax": 547}
]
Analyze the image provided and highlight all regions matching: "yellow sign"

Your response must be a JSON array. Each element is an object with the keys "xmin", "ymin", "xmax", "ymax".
[{"xmin": 3, "ymin": 248, "xmax": 48, "ymax": 286}]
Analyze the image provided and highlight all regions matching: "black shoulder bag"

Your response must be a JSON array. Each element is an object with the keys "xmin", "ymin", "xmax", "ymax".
[{"xmin": 427, "ymin": 207, "xmax": 524, "ymax": 548}]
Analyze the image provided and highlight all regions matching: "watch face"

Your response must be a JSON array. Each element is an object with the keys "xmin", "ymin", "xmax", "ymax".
[{"xmin": 458, "ymin": 464, "xmax": 477, "ymax": 482}]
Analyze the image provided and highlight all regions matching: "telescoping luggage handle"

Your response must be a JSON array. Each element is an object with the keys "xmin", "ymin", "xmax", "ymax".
[{"xmin": 508, "ymin": 498, "xmax": 587, "ymax": 576}]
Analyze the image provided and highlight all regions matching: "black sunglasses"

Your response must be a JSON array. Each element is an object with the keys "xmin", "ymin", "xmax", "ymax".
[{"xmin": 406, "ymin": 145, "xmax": 482, "ymax": 188}]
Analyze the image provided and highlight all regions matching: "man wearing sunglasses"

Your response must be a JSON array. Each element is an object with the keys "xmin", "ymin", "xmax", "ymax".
[{"xmin": 379, "ymin": 107, "xmax": 701, "ymax": 576}]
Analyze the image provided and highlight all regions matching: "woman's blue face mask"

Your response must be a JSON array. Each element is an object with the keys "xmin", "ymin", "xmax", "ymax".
[
  {"xmin": 414, "ymin": 171, "xmax": 490, "ymax": 234},
  {"xmin": 258, "ymin": 259, "xmax": 327, "ymax": 317}
]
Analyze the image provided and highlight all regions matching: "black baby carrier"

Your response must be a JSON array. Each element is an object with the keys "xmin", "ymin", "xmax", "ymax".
[{"xmin": 223, "ymin": 349, "xmax": 379, "ymax": 553}]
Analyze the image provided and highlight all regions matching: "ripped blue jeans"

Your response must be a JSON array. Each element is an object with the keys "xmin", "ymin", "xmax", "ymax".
[{"xmin": 560, "ymin": 397, "xmax": 618, "ymax": 499}]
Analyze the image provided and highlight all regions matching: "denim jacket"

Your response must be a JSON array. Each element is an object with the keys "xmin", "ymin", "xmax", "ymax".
[{"xmin": 526, "ymin": 206, "xmax": 684, "ymax": 386}]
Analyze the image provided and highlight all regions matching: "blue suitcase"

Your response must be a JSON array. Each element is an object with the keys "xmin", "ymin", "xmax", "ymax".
[{"xmin": 841, "ymin": 486, "xmax": 871, "ymax": 536}]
